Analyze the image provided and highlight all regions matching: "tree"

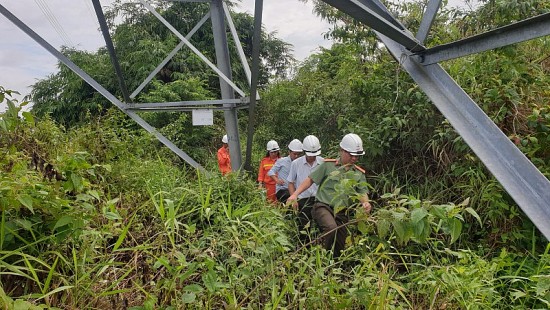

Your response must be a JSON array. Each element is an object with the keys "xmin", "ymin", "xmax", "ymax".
[{"xmin": 30, "ymin": 1, "xmax": 294, "ymax": 127}]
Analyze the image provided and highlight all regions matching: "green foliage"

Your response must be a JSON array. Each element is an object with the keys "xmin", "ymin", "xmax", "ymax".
[
  {"xmin": 2, "ymin": 0, "xmax": 550, "ymax": 307},
  {"xmin": 3, "ymin": 84, "xmax": 550, "ymax": 308},
  {"xmin": 369, "ymin": 189, "xmax": 479, "ymax": 246}
]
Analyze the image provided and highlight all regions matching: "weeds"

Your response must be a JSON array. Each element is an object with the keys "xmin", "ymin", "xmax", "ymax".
[{"xmin": 1, "ymin": 87, "xmax": 550, "ymax": 309}]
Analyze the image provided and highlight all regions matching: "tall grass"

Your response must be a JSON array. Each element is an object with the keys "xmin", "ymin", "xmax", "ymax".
[{"xmin": 2, "ymin": 95, "xmax": 550, "ymax": 309}]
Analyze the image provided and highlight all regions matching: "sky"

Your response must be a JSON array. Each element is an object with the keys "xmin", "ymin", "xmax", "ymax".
[{"xmin": 0, "ymin": 0, "xmax": 473, "ymax": 112}]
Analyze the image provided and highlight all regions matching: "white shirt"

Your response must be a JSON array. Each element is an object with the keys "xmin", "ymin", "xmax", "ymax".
[{"xmin": 287, "ymin": 156, "xmax": 324, "ymax": 199}]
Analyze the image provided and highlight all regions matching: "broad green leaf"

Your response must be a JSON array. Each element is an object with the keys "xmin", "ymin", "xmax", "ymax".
[
  {"xmin": 54, "ymin": 216, "xmax": 74, "ymax": 230},
  {"xmin": 88, "ymin": 190, "xmax": 100, "ymax": 201},
  {"xmin": 458, "ymin": 197, "xmax": 470, "ymax": 207},
  {"xmin": 21, "ymin": 112, "xmax": 34, "ymax": 126},
  {"xmin": 102, "ymin": 164, "xmax": 112, "ymax": 172},
  {"xmin": 392, "ymin": 220, "xmax": 405, "ymax": 244},
  {"xmin": 420, "ymin": 220, "xmax": 431, "ymax": 243},
  {"xmin": 390, "ymin": 210, "xmax": 405, "ymax": 221},
  {"xmin": 70, "ymin": 173, "xmax": 83, "ymax": 192},
  {"xmin": 181, "ymin": 293, "xmax": 196, "ymax": 303},
  {"xmin": 413, "ymin": 219, "xmax": 425, "ymax": 238},
  {"xmin": 510, "ymin": 290, "xmax": 526, "ymax": 300},
  {"xmin": 357, "ymin": 220, "xmax": 368, "ymax": 234},
  {"xmin": 376, "ymin": 219, "xmax": 391, "ymax": 238},
  {"xmin": 13, "ymin": 299, "xmax": 33, "ymax": 310},
  {"xmin": 17, "ymin": 195, "xmax": 34, "ymax": 213},
  {"xmin": 183, "ymin": 284, "xmax": 203, "ymax": 293},
  {"xmin": 202, "ymin": 270, "xmax": 218, "ymax": 293},
  {"xmin": 410, "ymin": 208, "xmax": 428, "ymax": 224},
  {"xmin": 13, "ymin": 218, "xmax": 32, "ymax": 230},
  {"xmin": 154, "ymin": 256, "xmax": 170, "ymax": 269},
  {"xmin": 104, "ymin": 211, "xmax": 122, "ymax": 221},
  {"xmin": 76, "ymin": 194, "xmax": 93, "ymax": 202},
  {"xmin": 143, "ymin": 296, "xmax": 157, "ymax": 310},
  {"xmin": 403, "ymin": 221, "xmax": 413, "ymax": 244},
  {"xmin": 430, "ymin": 205, "xmax": 446, "ymax": 219},
  {"xmin": 202, "ymin": 269, "xmax": 228, "ymax": 293},
  {"xmin": 106, "ymin": 198, "xmax": 120, "ymax": 207},
  {"xmin": 449, "ymin": 218, "xmax": 463, "ymax": 244}
]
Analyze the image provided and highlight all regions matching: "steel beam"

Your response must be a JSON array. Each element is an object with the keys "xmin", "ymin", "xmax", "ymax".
[
  {"xmin": 139, "ymin": 0, "xmax": 245, "ymax": 97},
  {"xmin": 244, "ymin": 0, "xmax": 264, "ymax": 172},
  {"xmin": 128, "ymin": 99, "xmax": 243, "ymax": 109},
  {"xmin": 222, "ymin": 2, "xmax": 260, "ymax": 101},
  {"xmin": 211, "ymin": 0, "xmax": 243, "ymax": 172},
  {"xmin": 416, "ymin": 0, "xmax": 441, "ymax": 43},
  {"xmin": 130, "ymin": 12, "xmax": 210, "ymax": 99},
  {"xmin": 0, "ymin": 4, "xmax": 204, "ymax": 170},
  {"xmin": 321, "ymin": 0, "xmax": 425, "ymax": 52},
  {"xmin": 223, "ymin": 3, "xmax": 251, "ymax": 87},
  {"xmin": 129, "ymin": 107, "xmax": 225, "ymax": 112},
  {"xmin": 418, "ymin": 12, "xmax": 550, "ymax": 64},
  {"xmin": 127, "ymin": 106, "xmax": 242, "ymax": 112},
  {"xmin": 92, "ymin": 0, "xmax": 132, "ymax": 103},
  {"xmin": 377, "ymin": 31, "xmax": 550, "ymax": 239}
]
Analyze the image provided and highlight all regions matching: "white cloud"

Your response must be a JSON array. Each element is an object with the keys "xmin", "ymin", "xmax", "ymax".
[{"xmin": 237, "ymin": 0, "xmax": 331, "ymax": 61}]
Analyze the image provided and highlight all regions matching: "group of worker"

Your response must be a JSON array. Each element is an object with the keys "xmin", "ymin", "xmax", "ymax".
[{"xmin": 217, "ymin": 133, "xmax": 372, "ymax": 258}]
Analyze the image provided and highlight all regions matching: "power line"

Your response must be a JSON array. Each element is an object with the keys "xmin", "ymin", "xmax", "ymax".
[
  {"xmin": 83, "ymin": 0, "xmax": 98, "ymax": 22},
  {"xmin": 34, "ymin": 0, "xmax": 74, "ymax": 47}
]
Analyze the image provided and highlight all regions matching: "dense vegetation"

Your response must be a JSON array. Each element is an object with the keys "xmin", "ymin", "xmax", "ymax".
[{"xmin": 2, "ymin": 0, "xmax": 550, "ymax": 309}]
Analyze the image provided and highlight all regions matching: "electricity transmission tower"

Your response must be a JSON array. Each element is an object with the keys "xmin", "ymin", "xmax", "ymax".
[{"xmin": 2, "ymin": 0, "xmax": 550, "ymax": 238}]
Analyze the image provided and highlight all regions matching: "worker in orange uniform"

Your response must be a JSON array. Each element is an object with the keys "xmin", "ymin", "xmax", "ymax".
[
  {"xmin": 258, "ymin": 140, "xmax": 280, "ymax": 203},
  {"xmin": 217, "ymin": 134, "xmax": 231, "ymax": 175}
]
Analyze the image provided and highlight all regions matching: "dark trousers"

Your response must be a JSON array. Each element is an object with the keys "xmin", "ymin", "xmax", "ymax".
[
  {"xmin": 312, "ymin": 202, "xmax": 349, "ymax": 258},
  {"xmin": 276, "ymin": 189, "xmax": 290, "ymax": 203},
  {"xmin": 296, "ymin": 197, "xmax": 315, "ymax": 244}
]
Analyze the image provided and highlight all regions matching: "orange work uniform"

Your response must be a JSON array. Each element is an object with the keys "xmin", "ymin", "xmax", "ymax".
[
  {"xmin": 257, "ymin": 157, "xmax": 277, "ymax": 202},
  {"xmin": 217, "ymin": 146, "xmax": 231, "ymax": 175}
]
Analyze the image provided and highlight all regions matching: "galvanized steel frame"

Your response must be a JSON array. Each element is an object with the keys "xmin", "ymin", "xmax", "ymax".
[
  {"xmin": 3, "ymin": 0, "xmax": 550, "ymax": 237},
  {"xmin": 92, "ymin": 0, "xmax": 132, "ymax": 103},
  {"xmin": 244, "ymin": 0, "xmax": 264, "ymax": 171},
  {"xmin": 0, "ymin": 4, "xmax": 204, "ymax": 170},
  {"xmin": 418, "ymin": 12, "xmax": 550, "ymax": 64},
  {"xmin": 210, "ymin": 0, "xmax": 243, "ymax": 170},
  {"xmin": 1, "ymin": 0, "xmax": 255, "ymax": 172},
  {"xmin": 319, "ymin": 0, "xmax": 550, "ymax": 239}
]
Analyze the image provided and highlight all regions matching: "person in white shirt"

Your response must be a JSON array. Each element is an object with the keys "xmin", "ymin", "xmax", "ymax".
[{"xmin": 287, "ymin": 135, "xmax": 324, "ymax": 244}]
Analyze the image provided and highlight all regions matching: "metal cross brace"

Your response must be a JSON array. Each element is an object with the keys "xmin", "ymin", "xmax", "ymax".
[
  {"xmin": 0, "ymin": 4, "xmax": 204, "ymax": 171},
  {"xmin": 319, "ymin": 0, "xmax": 550, "ymax": 239}
]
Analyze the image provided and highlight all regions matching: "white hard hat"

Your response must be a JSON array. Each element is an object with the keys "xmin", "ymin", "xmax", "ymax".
[
  {"xmin": 222, "ymin": 134, "xmax": 228, "ymax": 143},
  {"xmin": 288, "ymin": 139, "xmax": 303, "ymax": 152},
  {"xmin": 340, "ymin": 133, "xmax": 365, "ymax": 156},
  {"xmin": 266, "ymin": 140, "xmax": 280, "ymax": 152},
  {"xmin": 302, "ymin": 135, "xmax": 321, "ymax": 156}
]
